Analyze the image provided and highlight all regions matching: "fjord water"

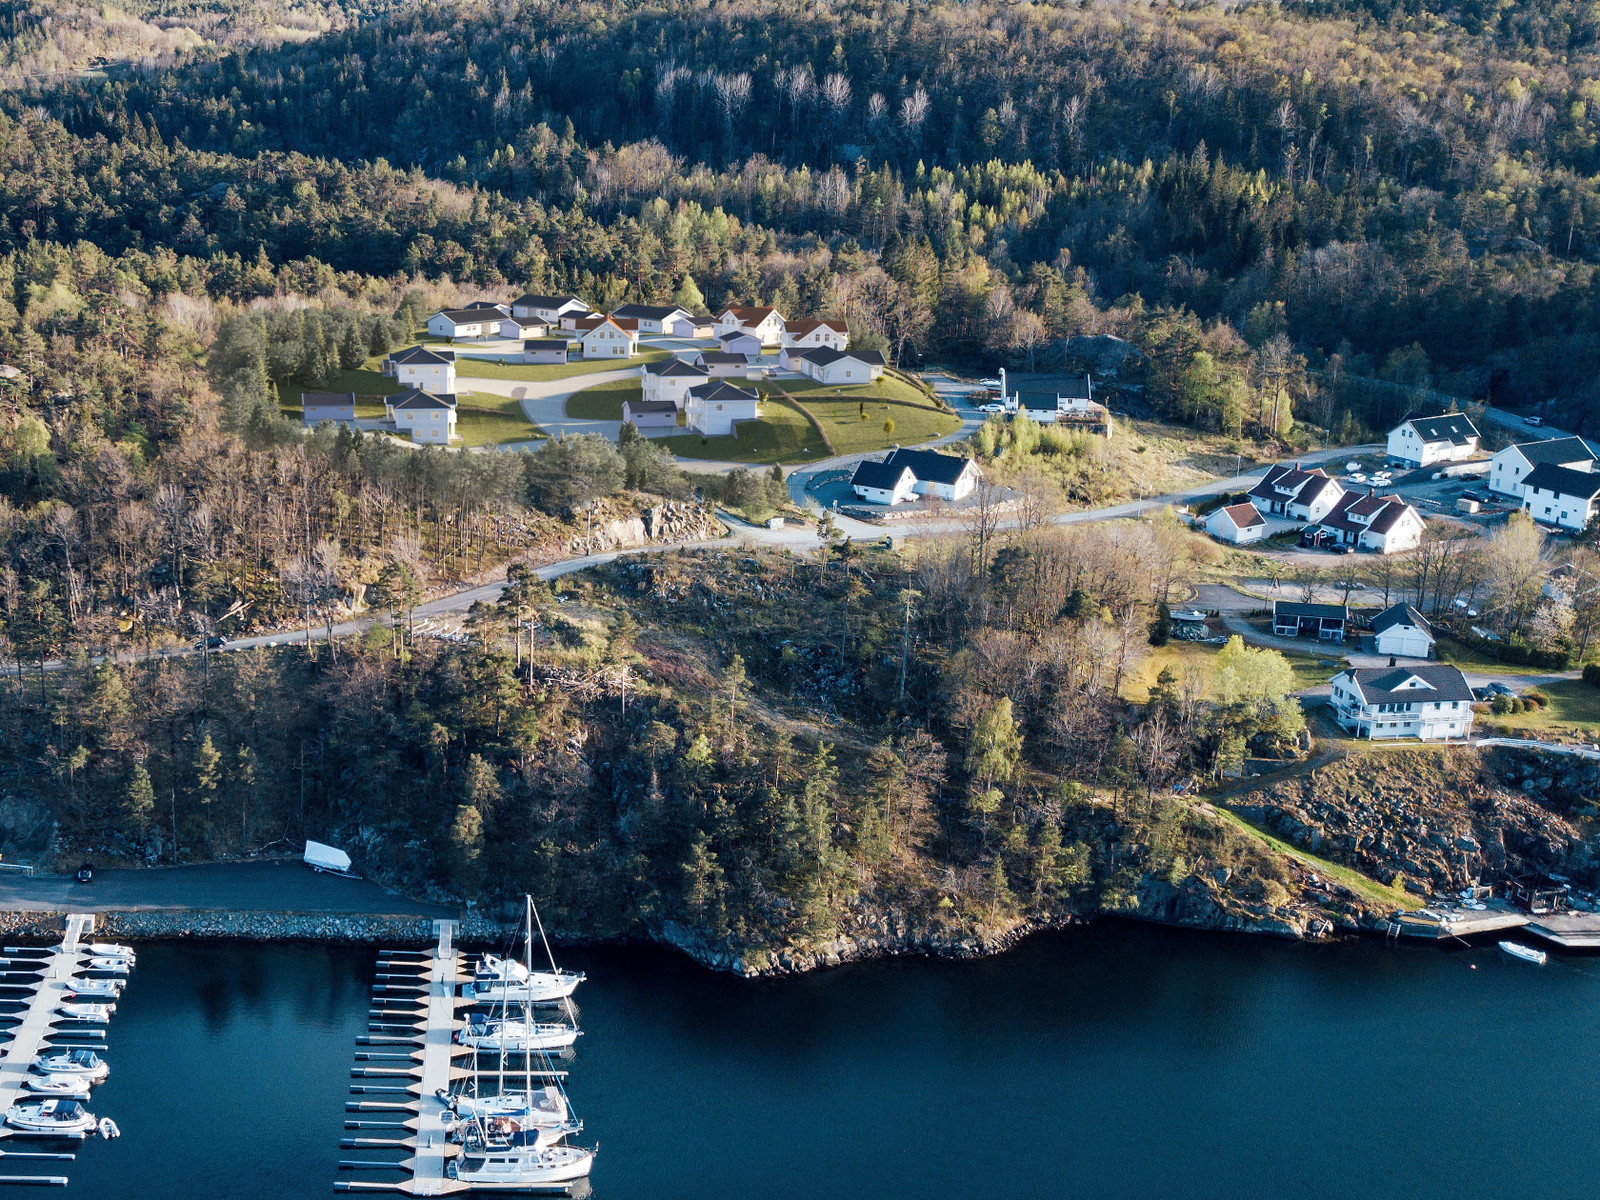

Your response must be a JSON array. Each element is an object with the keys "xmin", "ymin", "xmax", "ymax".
[{"xmin": 21, "ymin": 925, "xmax": 1600, "ymax": 1199}]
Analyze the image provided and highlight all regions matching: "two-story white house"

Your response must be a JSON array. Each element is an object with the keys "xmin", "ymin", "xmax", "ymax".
[
  {"xmin": 1386, "ymin": 412, "xmax": 1482, "ymax": 467},
  {"xmin": 684, "ymin": 381, "xmax": 761, "ymax": 436},
  {"xmin": 780, "ymin": 318, "xmax": 849, "ymax": 358},
  {"xmin": 1247, "ymin": 463, "xmax": 1345, "ymax": 522},
  {"xmin": 383, "ymin": 345, "xmax": 457, "ymax": 394},
  {"xmin": 577, "ymin": 316, "xmax": 639, "ymax": 359},
  {"xmin": 1319, "ymin": 492, "xmax": 1426, "ymax": 554},
  {"xmin": 716, "ymin": 306, "xmax": 786, "ymax": 344},
  {"xmin": 386, "ymin": 388, "xmax": 458, "ymax": 445},
  {"xmin": 511, "ymin": 293, "xmax": 589, "ymax": 323},
  {"xmin": 641, "ymin": 357, "xmax": 709, "ymax": 407},
  {"xmin": 1487, "ymin": 437, "xmax": 1597, "ymax": 498},
  {"xmin": 1327, "ymin": 664, "xmax": 1475, "ymax": 741},
  {"xmin": 849, "ymin": 460, "xmax": 917, "ymax": 505},
  {"xmin": 1521, "ymin": 463, "xmax": 1600, "ymax": 531}
]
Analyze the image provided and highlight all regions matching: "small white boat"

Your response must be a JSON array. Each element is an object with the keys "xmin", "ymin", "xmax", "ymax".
[
  {"xmin": 66, "ymin": 978, "xmax": 121, "ymax": 1000},
  {"xmin": 456, "ymin": 1018, "xmax": 580, "ymax": 1053},
  {"xmin": 4, "ymin": 1099, "xmax": 97, "ymax": 1137},
  {"xmin": 84, "ymin": 957, "xmax": 129, "ymax": 975},
  {"xmin": 24, "ymin": 1075, "xmax": 90, "ymax": 1099},
  {"xmin": 35, "ymin": 1050, "xmax": 108, "ymax": 1082},
  {"xmin": 447, "ymin": 1132, "xmax": 596, "ymax": 1191},
  {"xmin": 1499, "ymin": 941, "xmax": 1547, "ymax": 965},
  {"xmin": 56, "ymin": 1003, "xmax": 113, "ymax": 1023},
  {"xmin": 97, "ymin": 1118, "xmax": 120, "ymax": 1140},
  {"xmin": 84, "ymin": 944, "xmax": 134, "ymax": 962}
]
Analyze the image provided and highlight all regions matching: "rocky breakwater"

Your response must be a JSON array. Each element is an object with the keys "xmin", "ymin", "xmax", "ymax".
[
  {"xmin": 1232, "ymin": 747, "xmax": 1598, "ymax": 896},
  {"xmin": 567, "ymin": 500, "xmax": 725, "ymax": 555}
]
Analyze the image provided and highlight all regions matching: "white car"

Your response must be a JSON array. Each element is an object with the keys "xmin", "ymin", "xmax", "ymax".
[
  {"xmin": 1348, "ymin": 473, "xmax": 1367, "ymax": 483},
  {"xmin": 977, "ymin": 403, "xmax": 1005, "ymax": 414},
  {"xmin": 979, "ymin": 377, "xmax": 1002, "ymax": 388}
]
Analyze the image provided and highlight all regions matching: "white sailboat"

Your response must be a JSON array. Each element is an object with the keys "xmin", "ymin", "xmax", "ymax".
[
  {"xmin": 471, "ymin": 955, "xmax": 584, "ymax": 1005},
  {"xmin": 444, "ymin": 1084, "xmax": 577, "ymax": 1132},
  {"xmin": 456, "ymin": 1018, "xmax": 580, "ymax": 1053},
  {"xmin": 4, "ymin": 1099, "xmax": 98, "ymax": 1137},
  {"xmin": 447, "ymin": 1129, "xmax": 596, "ymax": 1191}
]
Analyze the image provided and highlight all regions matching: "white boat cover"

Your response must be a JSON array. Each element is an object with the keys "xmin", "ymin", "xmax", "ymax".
[{"xmin": 303, "ymin": 840, "xmax": 352, "ymax": 872}]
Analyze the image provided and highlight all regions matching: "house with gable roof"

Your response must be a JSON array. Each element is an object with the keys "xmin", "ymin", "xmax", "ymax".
[
  {"xmin": 577, "ymin": 315, "xmax": 640, "ymax": 359},
  {"xmin": 640, "ymin": 357, "xmax": 709, "ymax": 407},
  {"xmin": 1386, "ymin": 411, "xmax": 1481, "ymax": 467},
  {"xmin": 511, "ymin": 294, "xmax": 589, "ymax": 323},
  {"xmin": 1247, "ymin": 463, "xmax": 1345, "ymax": 522},
  {"xmin": 1487, "ymin": 436, "xmax": 1597, "ymax": 498},
  {"xmin": 1203, "ymin": 501, "xmax": 1268, "ymax": 544},
  {"xmin": 848, "ymin": 448, "xmax": 981, "ymax": 505},
  {"xmin": 385, "ymin": 388, "xmax": 457, "ymax": 444},
  {"xmin": 1370, "ymin": 603, "xmax": 1435, "ymax": 659},
  {"xmin": 383, "ymin": 345, "xmax": 457, "ymax": 394},
  {"xmin": 1328, "ymin": 664, "xmax": 1475, "ymax": 740},
  {"xmin": 1318, "ymin": 491, "xmax": 1426, "ymax": 554},
  {"xmin": 792, "ymin": 347, "xmax": 887, "ymax": 385},
  {"xmin": 716, "ymin": 306, "xmax": 786, "ymax": 344},
  {"xmin": 611, "ymin": 303, "xmax": 690, "ymax": 335},
  {"xmin": 684, "ymin": 381, "xmax": 761, "ymax": 436},
  {"xmin": 1520, "ymin": 463, "xmax": 1600, "ymax": 531}
]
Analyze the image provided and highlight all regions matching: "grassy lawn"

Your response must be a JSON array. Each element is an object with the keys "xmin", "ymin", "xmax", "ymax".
[
  {"xmin": 1208, "ymin": 803, "xmax": 1415, "ymax": 912},
  {"xmin": 567, "ymin": 379, "xmax": 645, "ymax": 421},
  {"xmin": 792, "ymin": 393, "xmax": 963, "ymax": 455},
  {"xmin": 657, "ymin": 393, "xmax": 826, "ymax": 464},
  {"xmin": 1124, "ymin": 640, "xmax": 1336, "ymax": 703},
  {"xmin": 1433, "ymin": 633, "xmax": 1580, "ymax": 677},
  {"xmin": 1480, "ymin": 678, "xmax": 1600, "ymax": 736},
  {"xmin": 453, "ymin": 391, "xmax": 546, "ymax": 447},
  {"xmin": 277, "ymin": 368, "xmax": 400, "ymax": 418},
  {"xmin": 782, "ymin": 373, "xmax": 939, "ymax": 409},
  {"xmin": 453, "ymin": 350, "xmax": 667, "ymax": 381}
]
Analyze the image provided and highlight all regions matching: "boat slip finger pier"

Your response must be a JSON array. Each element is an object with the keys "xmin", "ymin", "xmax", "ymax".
[
  {"xmin": 0, "ymin": 913, "xmax": 130, "ymax": 1186},
  {"xmin": 337, "ymin": 898, "xmax": 595, "ymax": 1195}
]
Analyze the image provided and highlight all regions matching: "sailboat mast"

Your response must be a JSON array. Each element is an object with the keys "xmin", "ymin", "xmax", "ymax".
[{"xmin": 525, "ymin": 895, "xmax": 534, "ymax": 1099}]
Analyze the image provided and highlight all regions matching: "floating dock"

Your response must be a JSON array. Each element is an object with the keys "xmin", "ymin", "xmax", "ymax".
[
  {"xmin": 1384, "ymin": 899, "xmax": 1531, "ymax": 940},
  {"xmin": 1523, "ymin": 911, "xmax": 1600, "ymax": 949}
]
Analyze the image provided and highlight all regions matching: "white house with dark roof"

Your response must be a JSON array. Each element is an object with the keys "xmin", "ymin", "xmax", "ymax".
[
  {"xmin": 695, "ymin": 350, "xmax": 756, "ymax": 379},
  {"xmin": 383, "ymin": 345, "xmax": 457, "ymax": 394},
  {"xmin": 717, "ymin": 329, "xmax": 763, "ymax": 358},
  {"xmin": 856, "ymin": 448, "xmax": 981, "ymax": 503},
  {"xmin": 781, "ymin": 318, "xmax": 849, "ymax": 355},
  {"xmin": 1328, "ymin": 664, "xmax": 1475, "ymax": 740},
  {"xmin": 1386, "ymin": 412, "xmax": 1481, "ymax": 467},
  {"xmin": 641, "ymin": 357, "xmax": 709, "ymax": 407},
  {"xmin": 386, "ymin": 388, "xmax": 457, "ymax": 444},
  {"xmin": 716, "ymin": 306, "xmax": 786, "ymax": 344},
  {"xmin": 1247, "ymin": 463, "xmax": 1345, "ymax": 522},
  {"xmin": 622, "ymin": 398, "xmax": 681, "ymax": 432},
  {"xmin": 559, "ymin": 309, "xmax": 599, "ymax": 332},
  {"xmin": 666, "ymin": 313, "xmax": 716, "ymax": 339},
  {"xmin": 793, "ymin": 347, "xmax": 887, "ymax": 385},
  {"xmin": 684, "ymin": 381, "xmax": 761, "ymax": 436},
  {"xmin": 1203, "ymin": 501, "xmax": 1268, "ymax": 544},
  {"xmin": 1521, "ymin": 463, "xmax": 1600, "ymax": 531},
  {"xmin": 1370, "ymin": 603, "xmax": 1435, "ymax": 659},
  {"xmin": 611, "ymin": 303, "xmax": 690, "ymax": 335},
  {"xmin": 1488, "ymin": 437, "xmax": 1597, "ymax": 498},
  {"xmin": 578, "ymin": 316, "xmax": 639, "ymax": 359},
  {"xmin": 511, "ymin": 294, "xmax": 589, "ymax": 323},
  {"xmin": 301, "ymin": 391, "xmax": 357, "ymax": 426},
  {"xmin": 850, "ymin": 460, "xmax": 917, "ymax": 505},
  {"xmin": 521, "ymin": 338, "xmax": 569, "ymax": 365},
  {"xmin": 1319, "ymin": 492, "xmax": 1425, "ymax": 554},
  {"xmin": 498, "ymin": 315, "xmax": 548, "ymax": 340},
  {"xmin": 427, "ymin": 309, "xmax": 500, "ymax": 340}
]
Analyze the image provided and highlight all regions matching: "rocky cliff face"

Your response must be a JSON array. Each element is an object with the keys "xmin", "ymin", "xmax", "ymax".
[
  {"xmin": 566, "ymin": 501, "xmax": 724, "ymax": 554},
  {"xmin": 1232, "ymin": 748, "xmax": 1597, "ymax": 896}
]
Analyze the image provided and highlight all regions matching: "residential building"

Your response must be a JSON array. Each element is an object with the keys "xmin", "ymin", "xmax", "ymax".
[
  {"xmin": 383, "ymin": 346, "xmax": 456, "ymax": 394},
  {"xmin": 666, "ymin": 313, "xmax": 716, "ymax": 339},
  {"xmin": 1520, "ymin": 463, "xmax": 1600, "ymax": 531},
  {"xmin": 1272, "ymin": 600, "xmax": 1350, "ymax": 642},
  {"xmin": 1203, "ymin": 502, "xmax": 1268, "ymax": 544},
  {"xmin": 498, "ymin": 315, "xmax": 548, "ymax": 340},
  {"xmin": 717, "ymin": 329, "xmax": 763, "ymax": 358},
  {"xmin": 1386, "ymin": 412, "xmax": 1481, "ymax": 467},
  {"xmin": 558, "ymin": 309, "xmax": 598, "ymax": 331},
  {"xmin": 850, "ymin": 460, "xmax": 917, "ymax": 505},
  {"xmin": 1247, "ymin": 463, "xmax": 1345, "ymax": 522},
  {"xmin": 622, "ymin": 398, "xmax": 680, "ymax": 432},
  {"xmin": 1318, "ymin": 492, "xmax": 1426, "ymax": 554},
  {"xmin": 301, "ymin": 391, "xmax": 356, "ymax": 426},
  {"xmin": 1328, "ymin": 664, "xmax": 1476, "ymax": 740},
  {"xmin": 793, "ymin": 347, "xmax": 887, "ymax": 385},
  {"xmin": 578, "ymin": 316, "xmax": 640, "ymax": 359},
  {"xmin": 716, "ymin": 305, "xmax": 786, "ymax": 343},
  {"xmin": 511, "ymin": 294, "xmax": 589, "ymax": 323},
  {"xmin": 641, "ymin": 357, "xmax": 709, "ymax": 407},
  {"xmin": 696, "ymin": 351, "xmax": 757, "ymax": 379},
  {"xmin": 611, "ymin": 303, "xmax": 690, "ymax": 335},
  {"xmin": 781, "ymin": 318, "xmax": 849, "ymax": 352},
  {"xmin": 684, "ymin": 381, "xmax": 761, "ymax": 436},
  {"xmin": 1370, "ymin": 603, "xmax": 1435, "ymax": 659},
  {"xmin": 386, "ymin": 388, "xmax": 457, "ymax": 444},
  {"xmin": 426, "ymin": 309, "xmax": 500, "ymax": 340},
  {"xmin": 876, "ymin": 448, "xmax": 981, "ymax": 502},
  {"xmin": 522, "ymin": 339, "xmax": 569, "ymax": 365},
  {"xmin": 1487, "ymin": 437, "xmax": 1597, "ymax": 498}
]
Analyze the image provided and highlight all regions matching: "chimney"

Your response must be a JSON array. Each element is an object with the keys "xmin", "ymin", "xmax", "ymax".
[{"xmin": 1389, "ymin": 656, "xmax": 1397, "ymax": 666}]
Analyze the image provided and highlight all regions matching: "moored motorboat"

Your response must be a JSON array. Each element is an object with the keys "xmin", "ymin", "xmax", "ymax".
[
  {"xmin": 24, "ymin": 1075, "xmax": 90, "ymax": 1099},
  {"xmin": 35, "ymin": 1049, "xmax": 108, "ymax": 1082},
  {"xmin": 4, "ymin": 1099, "xmax": 97, "ymax": 1137},
  {"xmin": 471, "ymin": 955, "xmax": 584, "ymax": 1005},
  {"xmin": 84, "ymin": 957, "xmax": 129, "ymax": 975},
  {"xmin": 66, "ymin": 978, "xmax": 121, "ymax": 1000},
  {"xmin": 56, "ymin": 1002, "xmax": 114, "ymax": 1023},
  {"xmin": 1499, "ymin": 940, "xmax": 1547, "ymax": 965},
  {"xmin": 83, "ymin": 944, "xmax": 134, "ymax": 963}
]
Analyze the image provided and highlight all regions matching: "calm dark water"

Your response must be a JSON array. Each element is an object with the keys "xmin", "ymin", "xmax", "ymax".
[{"xmin": 13, "ymin": 924, "xmax": 1600, "ymax": 1199}]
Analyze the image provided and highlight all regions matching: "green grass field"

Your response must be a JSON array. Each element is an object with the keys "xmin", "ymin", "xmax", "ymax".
[
  {"xmin": 1124, "ymin": 640, "xmax": 1336, "ymax": 703},
  {"xmin": 1209, "ymin": 803, "xmax": 1415, "ymax": 911},
  {"xmin": 567, "ymin": 379, "xmax": 645, "ymax": 420},
  {"xmin": 777, "ymin": 374, "xmax": 960, "ymax": 456},
  {"xmin": 452, "ymin": 350, "xmax": 667, "ymax": 382},
  {"xmin": 1481, "ymin": 678, "xmax": 1600, "ymax": 735},
  {"xmin": 277, "ymin": 368, "xmax": 400, "ymax": 418},
  {"xmin": 453, "ymin": 391, "xmax": 546, "ymax": 446},
  {"xmin": 656, "ymin": 393, "xmax": 827, "ymax": 464},
  {"xmin": 1432, "ymin": 633, "xmax": 1582, "ymax": 676}
]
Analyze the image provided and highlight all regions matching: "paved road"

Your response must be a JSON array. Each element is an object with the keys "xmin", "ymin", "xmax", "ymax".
[{"xmin": 0, "ymin": 861, "xmax": 454, "ymax": 916}]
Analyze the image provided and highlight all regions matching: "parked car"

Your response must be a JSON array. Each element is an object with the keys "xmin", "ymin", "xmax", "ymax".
[
  {"xmin": 1525, "ymin": 415, "xmax": 1545, "ymax": 427},
  {"xmin": 75, "ymin": 864, "xmax": 93, "ymax": 884},
  {"xmin": 1486, "ymin": 682, "xmax": 1515, "ymax": 696},
  {"xmin": 1332, "ymin": 544, "xmax": 1354, "ymax": 554},
  {"xmin": 977, "ymin": 403, "xmax": 1005, "ymax": 413},
  {"xmin": 979, "ymin": 377, "xmax": 1002, "ymax": 388},
  {"xmin": 193, "ymin": 636, "xmax": 226, "ymax": 649}
]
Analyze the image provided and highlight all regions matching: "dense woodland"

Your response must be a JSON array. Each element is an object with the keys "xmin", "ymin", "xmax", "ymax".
[{"xmin": 0, "ymin": 0, "xmax": 1592, "ymax": 939}]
